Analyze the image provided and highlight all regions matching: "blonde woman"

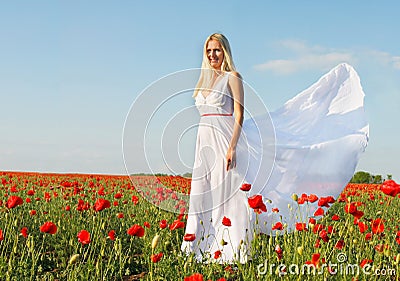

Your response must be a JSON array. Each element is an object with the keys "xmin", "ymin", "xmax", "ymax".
[{"xmin": 182, "ymin": 33, "xmax": 369, "ymax": 264}]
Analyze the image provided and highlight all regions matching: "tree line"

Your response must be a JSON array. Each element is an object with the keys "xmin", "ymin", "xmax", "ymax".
[{"xmin": 350, "ymin": 171, "xmax": 392, "ymax": 184}]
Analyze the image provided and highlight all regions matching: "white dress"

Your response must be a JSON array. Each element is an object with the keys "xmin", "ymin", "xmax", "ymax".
[{"xmin": 181, "ymin": 63, "xmax": 369, "ymax": 263}]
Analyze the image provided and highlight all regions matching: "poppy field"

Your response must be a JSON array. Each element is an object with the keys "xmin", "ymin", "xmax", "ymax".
[{"xmin": 0, "ymin": 171, "xmax": 399, "ymax": 281}]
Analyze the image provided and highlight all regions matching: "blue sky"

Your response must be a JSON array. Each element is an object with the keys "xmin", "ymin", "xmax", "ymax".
[{"xmin": 0, "ymin": 1, "xmax": 399, "ymax": 179}]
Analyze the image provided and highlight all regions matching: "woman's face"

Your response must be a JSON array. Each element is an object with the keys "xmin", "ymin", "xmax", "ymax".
[{"xmin": 206, "ymin": 39, "xmax": 224, "ymax": 70}]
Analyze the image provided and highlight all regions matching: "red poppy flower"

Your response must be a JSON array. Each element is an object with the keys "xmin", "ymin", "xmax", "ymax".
[
  {"xmin": 93, "ymin": 198, "xmax": 111, "ymax": 212},
  {"xmin": 365, "ymin": 232, "xmax": 372, "ymax": 240},
  {"xmin": 214, "ymin": 250, "xmax": 222, "ymax": 259},
  {"xmin": 272, "ymin": 222, "xmax": 283, "ymax": 230},
  {"xmin": 222, "ymin": 216, "xmax": 232, "ymax": 227},
  {"xmin": 21, "ymin": 227, "xmax": 28, "ymax": 238},
  {"xmin": 318, "ymin": 196, "xmax": 335, "ymax": 207},
  {"xmin": 240, "ymin": 183, "xmax": 251, "ymax": 191},
  {"xmin": 98, "ymin": 187, "xmax": 105, "ymax": 196},
  {"xmin": 248, "ymin": 195, "xmax": 267, "ymax": 214},
  {"xmin": 360, "ymin": 259, "xmax": 373, "ymax": 269},
  {"xmin": 30, "ymin": 210, "xmax": 36, "ymax": 216},
  {"xmin": 0, "ymin": 229, "xmax": 3, "ymax": 241},
  {"xmin": 40, "ymin": 221, "xmax": 57, "ymax": 235},
  {"xmin": 331, "ymin": 214, "xmax": 340, "ymax": 221},
  {"xmin": 25, "ymin": 198, "xmax": 31, "ymax": 203},
  {"xmin": 151, "ymin": 252, "xmax": 163, "ymax": 263},
  {"xmin": 295, "ymin": 223, "xmax": 307, "ymax": 231},
  {"xmin": 77, "ymin": 230, "xmax": 91, "ymax": 245},
  {"xmin": 108, "ymin": 230, "xmax": 115, "ymax": 240},
  {"xmin": 335, "ymin": 240, "xmax": 344, "ymax": 250},
  {"xmin": 127, "ymin": 224, "xmax": 145, "ymax": 237},
  {"xmin": 275, "ymin": 244, "xmax": 283, "ymax": 260},
  {"xmin": 65, "ymin": 205, "xmax": 71, "ymax": 211},
  {"xmin": 318, "ymin": 229, "xmax": 329, "ymax": 242},
  {"xmin": 6, "ymin": 196, "xmax": 23, "ymax": 209},
  {"xmin": 27, "ymin": 189, "xmax": 35, "ymax": 196},
  {"xmin": 308, "ymin": 194, "xmax": 318, "ymax": 203},
  {"xmin": 183, "ymin": 233, "xmax": 196, "ymax": 242},
  {"xmin": 117, "ymin": 213, "xmax": 124, "ymax": 219},
  {"xmin": 371, "ymin": 218, "xmax": 384, "ymax": 234},
  {"xmin": 272, "ymin": 207, "xmax": 279, "ymax": 213},
  {"xmin": 309, "ymin": 218, "xmax": 316, "ymax": 225},
  {"xmin": 132, "ymin": 195, "xmax": 139, "ymax": 205},
  {"xmin": 184, "ymin": 273, "xmax": 204, "ymax": 281},
  {"xmin": 114, "ymin": 192, "xmax": 123, "ymax": 199},
  {"xmin": 305, "ymin": 253, "xmax": 321, "ymax": 267},
  {"xmin": 297, "ymin": 193, "xmax": 308, "ymax": 204},
  {"xmin": 313, "ymin": 224, "xmax": 324, "ymax": 234},
  {"xmin": 159, "ymin": 219, "xmax": 168, "ymax": 229},
  {"xmin": 344, "ymin": 202, "xmax": 364, "ymax": 219},
  {"xmin": 169, "ymin": 220, "xmax": 185, "ymax": 231},
  {"xmin": 380, "ymin": 180, "xmax": 400, "ymax": 197},
  {"xmin": 358, "ymin": 221, "xmax": 368, "ymax": 233},
  {"xmin": 144, "ymin": 222, "xmax": 151, "ymax": 228},
  {"xmin": 314, "ymin": 207, "xmax": 324, "ymax": 217},
  {"xmin": 395, "ymin": 231, "xmax": 400, "ymax": 245}
]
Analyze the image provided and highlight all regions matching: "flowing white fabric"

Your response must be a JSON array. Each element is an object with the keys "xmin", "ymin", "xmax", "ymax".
[{"xmin": 181, "ymin": 63, "xmax": 369, "ymax": 263}]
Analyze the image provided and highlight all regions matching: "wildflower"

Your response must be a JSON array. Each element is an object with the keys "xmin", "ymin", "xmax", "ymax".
[
  {"xmin": 314, "ymin": 207, "xmax": 324, "ymax": 217},
  {"xmin": 331, "ymin": 214, "xmax": 340, "ymax": 221},
  {"xmin": 295, "ymin": 223, "xmax": 307, "ymax": 231},
  {"xmin": 108, "ymin": 230, "xmax": 115, "ymax": 240},
  {"xmin": 183, "ymin": 233, "xmax": 196, "ymax": 242},
  {"xmin": 159, "ymin": 219, "xmax": 168, "ymax": 229},
  {"xmin": 21, "ymin": 227, "xmax": 28, "ymax": 238},
  {"xmin": 93, "ymin": 198, "xmax": 110, "ymax": 212},
  {"xmin": 169, "ymin": 220, "xmax": 185, "ymax": 231},
  {"xmin": 6, "ymin": 196, "xmax": 23, "ymax": 209},
  {"xmin": 272, "ymin": 222, "xmax": 283, "ymax": 231},
  {"xmin": 335, "ymin": 240, "xmax": 344, "ymax": 250},
  {"xmin": 40, "ymin": 221, "xmax": 57, "ymax": 234},
  {"xmin": 248, "ymin": 195, "xmax": 267, "ymax": 214},
  {"xmin": 360, "ymin": 259, "xmax": 373, "ymax": 269},
  {"xmin": 222, "ymin": 216, "xmax": 232, "ymax": 227},
  {"xmin": 240, "ymin": 183, "xmax": 251, "ymax": 191},
  {"xmin": 214, "ymin": 250, "xmax": 222, "ymax": 259},
  {"xmin": 184, "ymin": 273, "xmax": 203, "ymax": 281},
  {"xmin": 380, "ymin": 180, "xmax": 400, "ymax": 197},
  {"xmin": 371, "ymin": 218, "xmax": 384, "ymax": 234},
  {"xmin": 151, "ymin": 252, "xmax": 163, "ymax": 263},
  {"xmin": 127, "ymin": 224, "xmax": 145, "ymax": 237},
  {"xmin": 77, "ymin": 230, "xmax": 91, "ymax": 245}
]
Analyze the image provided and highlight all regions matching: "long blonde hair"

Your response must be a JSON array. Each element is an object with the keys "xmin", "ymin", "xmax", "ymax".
[{"xmin": 193, "ymin": 33, "xmax": 236, "ymax": 98}]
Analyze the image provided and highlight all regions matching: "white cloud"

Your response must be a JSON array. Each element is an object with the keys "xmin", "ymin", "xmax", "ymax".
[
  {"xmin": 255, "ymin": 40, "xmax": 399, "ymax": 74},
  {"xmin": 391, "ymin": 56, "xmax": 400, "ymax": 69},
  {"xmin": 255, "ymin": 53, "xmax": 353, "ymax": 74}
]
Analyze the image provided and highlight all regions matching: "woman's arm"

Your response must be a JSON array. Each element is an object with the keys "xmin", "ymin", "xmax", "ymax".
[{"xmin": 226, "ymin": 71, "xmax": 244, "ymax": 171}]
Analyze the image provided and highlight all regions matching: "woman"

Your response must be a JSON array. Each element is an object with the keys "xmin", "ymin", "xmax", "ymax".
[{"xmin": 182, "ymin": 33, "xmax": 369, "ymax": 264}]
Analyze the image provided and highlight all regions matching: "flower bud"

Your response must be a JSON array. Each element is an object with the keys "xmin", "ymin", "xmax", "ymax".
[
  {"xmin": 151, "ymin": 234, "xmax": 160, "ymax": 249},
  {"xmin": 297, "ymin": 246, "xmax": 303, "ymax": 255},
  {"xmin": 69, "ymin": 254, "xmax": 80, "ymax": 265},
  {"xmin": 291, "ymin": 194, "xmax": 298, "ymax": 202}
]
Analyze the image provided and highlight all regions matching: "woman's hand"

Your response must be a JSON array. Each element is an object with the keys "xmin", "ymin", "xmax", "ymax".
[{"xmin": 226, "ymin": 147, "xmax": 236, "ymax": 171}]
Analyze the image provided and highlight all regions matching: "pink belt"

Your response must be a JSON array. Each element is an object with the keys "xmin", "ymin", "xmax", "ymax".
[{"xmin": 201, "ymin": 113, "xmax": 233, "ymax": 117}]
